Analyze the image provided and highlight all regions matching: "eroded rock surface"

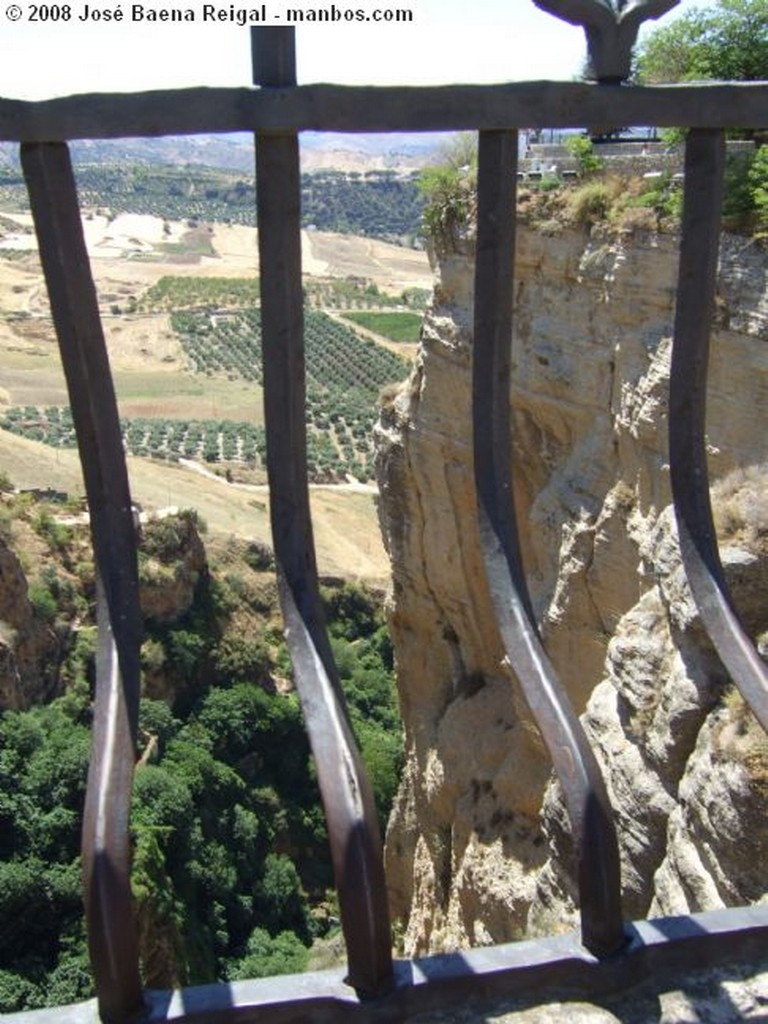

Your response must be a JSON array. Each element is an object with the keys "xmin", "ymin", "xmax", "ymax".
[{"xmin": 375, "ymin": 224, "xmax": 768, "ymax": 955}]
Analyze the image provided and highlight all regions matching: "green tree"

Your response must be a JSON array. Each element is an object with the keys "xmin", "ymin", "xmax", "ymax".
[
  {"xmin": 212, "ymin": 634, "xmax": 272, "ymax": 686},
  {"xmin": 229, "ymin": 927, "xmax": 309, "ymax": 980},
  {"xmin": 419, "ymin": 133, "xmax": 478, "ymax": 251},
  {"xmin": 252, "ymin": 854, "xmax": 311, "ymax": 940},
  {"xmin": 748, "ymin": 143, "xmax": 768, "ymax": 232},
  {"xmin": 565, "ymin": 135, "xmax": 603, "ymax": 177},
  {"xmin": 637, "ymin": 0, "xmax": 768, "ymax": 83}
]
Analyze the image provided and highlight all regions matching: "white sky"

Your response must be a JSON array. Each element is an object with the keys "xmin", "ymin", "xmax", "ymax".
[{"xmin": 0, "ymin": 0, "xmax": 714, "ymax": 100}]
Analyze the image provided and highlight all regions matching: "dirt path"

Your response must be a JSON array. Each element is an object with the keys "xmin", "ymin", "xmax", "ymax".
[{"xmin": 178, "ymin": 457, "xmax": 377, "ymax": 495}]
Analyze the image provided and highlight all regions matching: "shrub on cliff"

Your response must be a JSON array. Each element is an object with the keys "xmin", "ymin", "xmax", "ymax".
[
  {"xmin": 749, "ymin": 145, "xmax": 768, "ymax": 236},
  {"xmin": 419, "ymin": 133, "xmax": 477, "ymax": 253}
]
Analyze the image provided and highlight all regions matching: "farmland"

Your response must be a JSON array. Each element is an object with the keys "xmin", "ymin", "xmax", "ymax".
[
  {"xmin": 2, "ymin": 308, "xmax": 409, "ymax": 482},
  {"xmin": 340, "ymin": 310, "xmax": 423, "ymax": 344},
  {"xmin": 176, "ymin": 307, "xmax": 406, "ymax": 481},
  {"xmin": 138, "ymin": 274, "xmax": 429, "ymax": 314},
  {"xmin": 0, "ymin": 163, "xmax": 425, "ymax": 244},
  {"xmin": 0, "ymin": 198, "xmax": 433, "ymax": 579}
]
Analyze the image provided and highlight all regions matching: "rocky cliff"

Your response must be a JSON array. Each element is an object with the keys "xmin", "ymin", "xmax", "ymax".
[
  {"xmin": 374, "ymin": 223, "xmax": 768, "ymax": 955},
  {"xmin": 0, "ymin": 502, "xmax": 209, "ymax": 711}
]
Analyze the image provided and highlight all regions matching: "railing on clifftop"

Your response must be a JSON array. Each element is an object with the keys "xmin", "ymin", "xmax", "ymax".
[{"xmin": 2, "ymin": 3, "xmax": 768, "ymax": 1021}]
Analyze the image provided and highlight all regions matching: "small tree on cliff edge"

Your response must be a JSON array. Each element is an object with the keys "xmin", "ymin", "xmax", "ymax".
[{"xmin": 419, "ymin": 133, "xmax": 478, "ymax": 252}]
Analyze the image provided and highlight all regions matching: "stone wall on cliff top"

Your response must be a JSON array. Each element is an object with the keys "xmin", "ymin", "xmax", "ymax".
[{"xmin": 374, "ymin": 223, "xmax": 767, "ymax": 957}]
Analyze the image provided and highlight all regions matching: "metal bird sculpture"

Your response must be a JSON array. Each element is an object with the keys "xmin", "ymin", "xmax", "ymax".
[{"xmin": 533, "ymin": 0, "xmax": 680, "ymax": 82}]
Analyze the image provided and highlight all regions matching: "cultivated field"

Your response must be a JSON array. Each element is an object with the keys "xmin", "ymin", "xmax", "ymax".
[{"xmin": 0, "ymin": 209, "xmax": 433, "ymax": 583}]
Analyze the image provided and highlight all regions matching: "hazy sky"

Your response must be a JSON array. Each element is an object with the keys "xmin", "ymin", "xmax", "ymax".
[{"xmin": 1, "ymin": 0, "xmax": 709, "ymax": 100}]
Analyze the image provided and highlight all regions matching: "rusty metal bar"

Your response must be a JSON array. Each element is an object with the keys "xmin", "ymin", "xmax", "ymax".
[
  {"xmin": 20, "ymin": 142, "xmax": 144, "ymax": 1024},
  {"xmin": 471, "ymin": 130, "xmax": 625, "ymax": 958},
  {"xmin": 669, "ymin": 129, "xmax": 768, "ymax": 733},
  {"xmin": 2, "ymin": 81, "xmax": 768, "ymax": 143},
  {"xmin": 252, "ymin": 27, "xmax": 394, "ymax": 999}
]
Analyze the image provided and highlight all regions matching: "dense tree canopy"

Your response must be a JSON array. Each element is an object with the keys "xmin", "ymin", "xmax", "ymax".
[
  {"xmin": 636, "ymin": 0, "xmax": 768, "ymax": 83},
  {"xmin": 0, "ymin": 507, "xmax": 402, "ymax": 1012}
]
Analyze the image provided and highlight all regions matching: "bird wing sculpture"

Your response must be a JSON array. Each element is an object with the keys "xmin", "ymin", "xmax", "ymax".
[{"xmin": 533, "ymin": 0, "xmax": 680, "ymax": 81}]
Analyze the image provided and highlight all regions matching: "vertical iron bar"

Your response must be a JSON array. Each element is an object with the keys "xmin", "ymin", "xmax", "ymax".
[
  {"xmin": 669, "ymin": 129, "xmax": 768, "ymax": 732},
  {"xmin": 252, "ymin": 27, "xmax": 394, "ymax": 998},
  {"xmin": 472, "ymin": 130, "xmax": 625, "ymax": 958},
  {"xmin": 20, "ymin": 142, "xmax": 144, "ymax": 1023}
]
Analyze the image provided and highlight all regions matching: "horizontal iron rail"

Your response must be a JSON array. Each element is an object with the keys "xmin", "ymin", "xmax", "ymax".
[
  {"xmin": 4, "ymin": 907, "xmax": 768, "ymax": 1024},
  {"xmin": 1, "ymin": 80, "xmax": 768, "ymax": 142}
]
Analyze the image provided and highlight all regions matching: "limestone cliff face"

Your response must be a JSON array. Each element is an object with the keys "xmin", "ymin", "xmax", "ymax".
[
  {"xmin": 0, "ymin": 507, "xmax": 208, "ymax": 711},
  {"xmin": 0, "ymin": 537, "xmax": 61, "ymax": 709},
  {"xmin": 374, "ymin": 224, "xmax": 768, "ymax": 955}
]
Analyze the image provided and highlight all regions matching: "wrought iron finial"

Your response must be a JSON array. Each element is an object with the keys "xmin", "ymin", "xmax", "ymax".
[{"xmin": 533, "ymin": 0, "xmax": 680, "ymax": 82}]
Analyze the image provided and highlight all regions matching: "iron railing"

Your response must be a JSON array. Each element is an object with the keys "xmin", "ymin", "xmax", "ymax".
[{"xmin": 2, "ymin": 4, "xmax": 768, "ymax": 1021}]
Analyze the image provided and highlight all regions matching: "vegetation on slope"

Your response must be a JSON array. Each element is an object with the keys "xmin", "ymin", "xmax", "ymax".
[
  {"xmin": 136, "ymin": 276, "xmax": 261, "ymax": 312},
  {"xmin": 172, "ymin": 307, "xmax": 408, "ymax": 482},
  {"xmin": 136, "ymin": 275, "xmax": 429, "ymax": 315},
  {"xmin": 301, "ymin": 169, "xmax": 425, "ymax": 244},
  {"xmin": 0, "ymin": 164, "xmax": 425, "ymax": 245},
  {"xmin": 420, "ymin": 138, "xmax": 768, "ymax": 247},
  {"xmin": 0, "ymin": 495, "xmax": 401, "ymax": 1012}
]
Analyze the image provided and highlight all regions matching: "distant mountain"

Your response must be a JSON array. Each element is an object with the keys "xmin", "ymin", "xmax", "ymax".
[{"xmin": 0, "ymin": 131, "xmax": 452, "ymax": 174}]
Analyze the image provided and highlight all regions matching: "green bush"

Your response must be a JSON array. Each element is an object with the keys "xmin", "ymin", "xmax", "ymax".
[
  {"xmin": 419, "ymin": 164, "xmax": 476, "ymax": 250},
  {"xmin": 212, "ymin": 634, "xmax": 272, "ymax": 685},
  {"xmin": 0, "ymin": 969, "xmax": 38, "ymax": 1013},
  {"xmin": 142, "ymin": 516, "xmax": 187, "ymax": 562},
  {"xmin": 138, "ymin": 699, "xmax": 179, "ymax": 757},
  {"xmin": 566, "ymin": 181, "xmax": 615, "ymax": 226},
  {"xmin": 724, "ymin": 150, "xmax": 757, "ymax": 227},
  {"xmin": 243, "ymin": 541, "xmax": 274, "ymax": 572},
  {"xmin": 749, "ymin": 145, "xmax": 768, "ymax": 234},
  {"xmin": 28, "ymin": 582, "xmax": 57, "ymax": 623},
  {"xmin": 252, "ymin": 855, "xmax": 310, "ymax": 940},
  {"xmin": 43, "ymin": 947, "xmax": 94, "ymax": 1008},
  {"xmin": 565, "ymin": 135, "xmax": 603, "ymax": 176},
  {"xmin": 167, "ymin": 629, "xmax": 207, "ymax": 676},
  {"xmin": 141, "ymin": 637, "xmax": 167, "ymax": 675},
  {"xmin": 229, "ymin": 927, "xmax": 309, "ymax": 980},
  {"xmin": 33, "ymin": 511, "xmax": 72, "ymax": 553},
  {"xmin": 322, "ymin": 581, "xmax": 381, "ymax": 641}
]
